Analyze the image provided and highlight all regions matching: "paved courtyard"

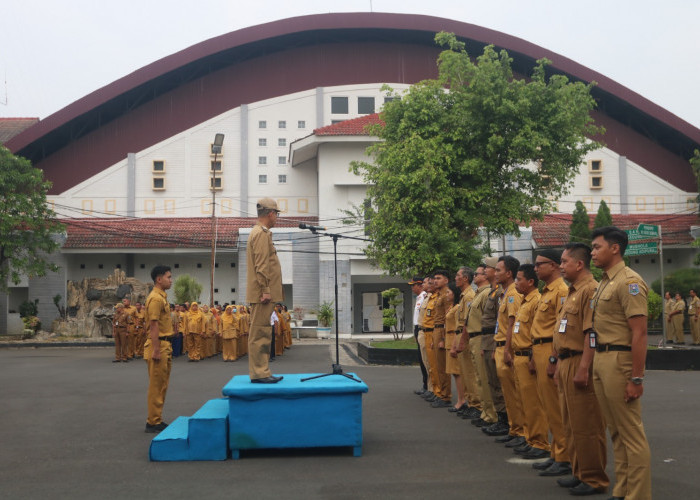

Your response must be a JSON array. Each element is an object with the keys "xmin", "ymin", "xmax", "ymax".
[{"xmin": 1, "ymin": 344, "xmax": 698, "ymax": 499}]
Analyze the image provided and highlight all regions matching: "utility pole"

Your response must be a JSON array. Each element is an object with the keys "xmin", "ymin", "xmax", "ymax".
[{"xmin": 210, "ymin": 133, "xmax": 225, "ymax": 307}]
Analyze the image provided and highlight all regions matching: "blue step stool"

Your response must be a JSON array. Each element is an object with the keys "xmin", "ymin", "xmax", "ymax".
[{"xmin": 149, "ymin": 398, "xmax": 229, "ymax": 461}]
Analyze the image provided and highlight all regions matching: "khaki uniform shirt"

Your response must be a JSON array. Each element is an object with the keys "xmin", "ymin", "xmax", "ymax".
[
  {"xmin": 113, "ymin": 309, "xmax": 128, "ymax": 331},
  {"xmin": 185, "ymin": 312, "xmax": 205, "ymax": 334},
  {"xmin": 553, "ymin": 274, "xmax": 598, "ymax": 354},
  {"xmin": 512, "ymin": 288, "xmax": 541, "ymax": 350},
  {"xmin": 124, "ymin": 305, "xmax": 137, "ymax": 333},
  {"xmin": 431, "ymin": 288, "xmax": 449, "ymax": 327},
  {"xmin": 592, "ymin": 261, "xmax": 648, "ymax": 346},
  {"xmin": 423, "ymin": 294, "xmax": 437, "ymax": 329},
  {"xmin": 466, "ymin": 285, "xmax": 491, "ymax": 334},
  {"xmin": 495, "ymin": 283, "xmax": 521, "ymax": 343},
  {"xmin": 246, "ymin": 223, "xmax": 283, "ymax": 303},
  {"xmin": 532, "ymin": 277, "xmax": 569, "ymax": 339},
  {"xmin": 418, "ymin": 292, "xmax": 431, "ymax": 329},
  {"xmin": 481, "ymin": 284, "xmax": 502, "ymax": 333},
  {"xmin": 446, "ymin": 304, "xmax": 459, "ymax": 333},
  {"xmin": 689, "ymin": 297, "xmax": 700, "ymax": 317},
  {"xmin": 145, "ymin": 287, "xmax": 173, "ymax": 336},
  {"xmin": 671, "ymin": 299, "xmax": 685, "ymax": 316},
  {"xmin": 664, "ymin": 298, "xmax": 674, "ymax": 319},
  {"xmin": 457, "ymin": 286, "xmax": 476, "ymax": 332},
  {"xmin": 134, "ymin": 309, "xmax": 146, "ymax": 333},
  {"xmin": 221, "ymin": 314, "xmax": 240, "ymax": 339}
]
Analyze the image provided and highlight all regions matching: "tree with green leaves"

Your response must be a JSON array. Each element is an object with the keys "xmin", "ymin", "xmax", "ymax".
[
  {"xmin": 593, "ymin": 200, "xmax": 613, "ymax": 228},
  {"xmin": 569, "ymin": 201, "xmax": 591, "ymax": 243},
  {"xmin": 173, "ymin": 274, "xmax": 202, "ymax": 304},
  {"xmin": 0, "ymin": 146, "xmax": 64, "ymax": 292},
  {"xmin": 351, "ymin": 32, "xmax": 602, "ymax": 277}
]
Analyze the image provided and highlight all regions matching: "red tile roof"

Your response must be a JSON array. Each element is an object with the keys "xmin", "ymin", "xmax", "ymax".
[
  {"xmin": 531, "ymin": 213, "xmax": 699, "ymax": 247},
  {"xmin": 0, "ymin": 117, "xmax": 39, "ymax": 145},
  {"xmin": 314, "ymin": 113, "xmax": 384, "ymax": 136},
  {"xmin": 61, "ymin": 216, "xmax": 318, "ymax": 249}
]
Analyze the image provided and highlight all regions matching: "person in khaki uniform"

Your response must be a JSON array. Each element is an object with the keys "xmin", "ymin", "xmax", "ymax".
[
  {"xmin": 444, "ymin": 283, "xmax": 465, "ymax": 411},
  {"xmin": 457, "ymin": 265, "xmax": 498, "ymax": 426},
  {"xmin": 112, "ymin": 303, "xmax": 129, "ymax": 362},
  {"xmin": 421, "ymin": 280, "xmax": 442, "ymax": 402},
  {"xmin": 274, "ymin": 303, "xmax": 285, "ymax": 357},
  {"xmin": 689, "ymin": 289, "xmax": 700, "ymax": 345},
  {"xmin": 134, "ymin": 302, "xmax": 147, "ymax": 358},
  {"xmin": 282, "ymin": 305, "xmax": 293, "ymax": 348},
  {"xmin": 553, "ymin": 243, "xmax": 609, "ymax": 496},
  {"xmin": 202, "ymin": 305, "xmax": 215, "ymax": 358},
  {"xmin": 670, "ymin": 292, "xmax": 686, "ymax": 344},
  {"xmin": 663, "ymin": 292, "xmax": 677, "ymax": 343},
  {"xmin": 185, "ymin": 303, "xmax": 205, "ymax": 361},
  {"xmin": 122, "ymin": 298, "xmax": 138, "ymax": 360},
  {"xmin": 417, "ymin": 277, "xmax": 434, "ymax": 400},
  {"xmin": 452, "ymin": 266, "xmax": 481, "ymax": 416},
  {"xmin": 221, "ymin": 305, "xmax": 240, "ymax": 361},
  {"xmin": 531, "ymin": 249, "xmax": 571, "ymax": 476},
  {"xmin": 591, "ymin": 226, "xmax": 651, "ymax": 500},
  {"xmin": 178, "ymin": 305, "xmax": 188, "ymax": 355},
  {"xmin": 239, "ymin": 306, "xmax": 250, "ymax": 356},
  {"xmin": 246, "ymin": 198, "xmax": 284, "ymax": 383},
  {"xmin": 493, "ymin": 256, "xmax": 525, "ymax": 443},
  {"xmin": 510, "ymin": 264, "xmax": 550, "ymax": 460},
  {"xmin": 428, "ymin": 270, "xmax": 451, "ymax": 407},
  {"xmin": 143, "ymin": 265, "xmax": 174, "ymax": 433}
]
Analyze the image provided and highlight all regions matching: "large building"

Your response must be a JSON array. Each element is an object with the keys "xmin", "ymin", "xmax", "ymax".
[{"xmin": 2, "ymin": 12, "xmax": 698, "ymax": 335}]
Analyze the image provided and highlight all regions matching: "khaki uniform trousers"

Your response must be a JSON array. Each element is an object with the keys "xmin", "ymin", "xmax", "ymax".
[
  {"xmin": 237, "ymin": 334, "xmax": 246, "ymax": 356},
  {"xmin": 513, "ymin": 354, "xmax": 550, "ymax": 450},
  {"xmin": 114, "ymin": 328, "xmax": 128, "ymax": 361},
  {"xmin": 559, "ymin": 356, "xmax": 609, "ymax": 490},
  {"xmin": 692, "ymin": 316, "xmax": 700, "ymax": 344},
  {"xmin": 144, "ymin": 338, "xmax": 173, "ymax": 426},
  {"xmin": 275, "ymin": 327, "xmax": 284, "ymax": 356},
  {"xmin": 456, "ymin": 333, "xmax": 482, "ymax": 410},
  {"xmin": 593, "ymin": 351, "xmax": 651, "ymax": 500},
  {"xmin": 284, "ymin": 328, "xmax": 292, "ymax": 347},
  {"xmin": 433, "ymin": 328, "xmax": 451, "ymax": 401},
  {"xmin": 671, "ymin": 315, "xmax": 685, "ymax": 343},
  {"xmin": 127, "ymin": 327, "xmax": 137, "ymax": 358},
  {"xmin": 532, "ymin": 343, "xmax": 569, "ymax": 463},
  {"xmin": 135, "ymin": 328, "xmax": 146, "ymax": 357},
  {"xmin": 248, "ymin": 302, "xmax": 275, "ymax": 379},
  {"xmin": 469, "ymin": 335, "xmax": 497, "ymax": 423},
  {"xmin": 222, "ymin": 338, "xmax": 238, "ymax": 361},
  {"xmin": 495, "ymin": 345, "xmax": 525, "ymax": 437},
  {"xmin": 482, "ymin": 335, "xmax": 506, "ymax": 414},
  {"xmin": 417, "ymin": 330, "xmax": 431, "ymax": 389},
  {"xmin": 424, "ymin": 330, "xmax": 442, "ymax": 398}
]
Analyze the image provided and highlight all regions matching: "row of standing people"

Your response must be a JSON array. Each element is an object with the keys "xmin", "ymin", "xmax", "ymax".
[
  {"xmin": 411, "ymin": 226, "xmax": 651, "ymax": 500},
  {"xmin": 663, "ymin": 290, "xmax": 700, "ymax": 344}
]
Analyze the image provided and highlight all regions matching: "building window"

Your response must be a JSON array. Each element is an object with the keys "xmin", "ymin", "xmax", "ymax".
[
  {"xmin": 144, "ymin": 199, "xmax": 156, "ymax": 214},
  {"xmin": 358, "ymin": 97, "xmax": 375, "ymax": 114},
  {"xmin": 278, "ymin": 175, "xmax": 287, "ymax": 184},
  {"xmin": 298, "ymin": 120, "xmax": 306, "ymax": 129},
  {"xmin": 298, "ymin": 198, "xmax": 308, "ymax": 213},
  {"xmin": 589, "ymin": 176, "xmax": 603, "ymax": 189},
  {"xmin": 104, "ymin": 199, "xmax": 116, "ymax": 215},
  {"xmin": 331, "ymin": 120, "xmax": 344, "ymax": 124},
  {"xmin": 278, "ymin": 138, "xmax": 286, "ymax": 147},
  {"xmin": 209, "ymin": 144, "xmax": 224, "ymax": 156},
  {"xmin": 258, "ymin": 156, "xmax": 267, "ymax": 165},
  {"xmin": 152, "ymin": 177, "xmax": 165, "ymax": 190},
  {"xmin": 140, "ymin": 263, "xmax": 145, "ymax": 269},
  {"xmin": 277, "ymin": 199, "xmax": 288, "ymax": 212},
  {"xmin": 384, "ymin": 96, "xmax": 398, "ymax": 103},
  {"xmin": 210, "ymin": 160, "xmax": 222, "ymax": 172},
  {"xmin": 589, "ymin": 160, "xmax": 603, "ymax": 172},
  {"xmin": 636, "ymin": 197, "xmax": 646, "ymax": 211},
  {"xmin": 278, "ymin": 156, "xmax": 287, "ymax": 165},
  {"xmin": 331, "ymin": 96, "xmax": 349, "ymax": 114},
  {"xmin": 164, "ymin": 199, "xmax": 175, "ymax": 214},
  {"xmin": 259, "ymin": 138, "xmax": 267, "ymax": 147},
  {"xmin": 152, "ymin": 160, "xmax": 165, "ymax": 173},
  {"xmin": 210, "ymin": 177, "xmax": 222, "ymax": 190},
  {"xmin": 259, "ymin": 120, "xmax": 266, "ymax": 129},
  {"xmin": 259, "ymin": 175, "xmax": 268, "ymax": 184},
  {"xmin": 654, "ymin": 197, "xmax": 665, "ymax": 211},
  {"xmin": 278, "ymin": 120, "xmax": 286, "ymax": 129},
  {"xmin": 197, "ymin": 263, "xmax": 202, "ymax": 268}
]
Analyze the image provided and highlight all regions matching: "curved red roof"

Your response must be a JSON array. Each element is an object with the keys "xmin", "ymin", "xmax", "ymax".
[{"xmin": 6, "ymin": 12, "xmax": 699, "ymax": 193}]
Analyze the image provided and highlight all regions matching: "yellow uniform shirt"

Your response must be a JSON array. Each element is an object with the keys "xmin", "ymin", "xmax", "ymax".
[
  {"xmin": 592, "ymin": 261, "xmax": 648, "ymax": 346},
  {"xmin": 456, "ymin": 287, "xmax": 476, "ymax": 331},
  {"xmin": 145, "ymin": 287, "xmax": 173, "ymax": 336},
  {"xmin": 466, "ymin": 285, "xmax": 491, "ymax": 334},
  {"xmin": 532, "ymin": 277, "xmax": 568, "ymax": 339},
  {"xmin": 246, "ymin": 223, "xmax": 283, "ymax": 304},
  {"xmin": 689, "ymin": 296, "xmax": 700, "ymax": 316},
  {"xmin": 512, "ymin": 288, "xmax": 541, "ymax": 350},
  {"xmin": 495, "ymin": 283, "xmax": 521, "ymax": 342},
  {"xmin": 423, "ymin": 294, "xmax": 437, "ymax": 329},
  {"xmin": 553, "ymin": 274, "xmax": 598, "ymax": 354}
]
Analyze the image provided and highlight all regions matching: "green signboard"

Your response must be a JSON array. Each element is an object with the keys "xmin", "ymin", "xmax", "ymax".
[
  {"xmin": 625, "ymin": 224, "xmax": 660, "ymax": 241},
  {"xmin": 625, "ymin": 241, "xmax": 658, "ymax": 256}
]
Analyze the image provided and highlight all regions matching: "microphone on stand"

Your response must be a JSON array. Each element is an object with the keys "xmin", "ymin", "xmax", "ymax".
[{"xmin": 298, "ymin": 222, "xmax": 326, "ymax": 232}]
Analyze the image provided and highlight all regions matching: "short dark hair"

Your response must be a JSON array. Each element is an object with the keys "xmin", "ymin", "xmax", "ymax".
[
  {"xmin": 447, "ymin": 282, "xmax": 461, "ymax": 306},
  {"xmin": 498, "ymin": 256, "xmax": 520, "ymax": 280},
  {"xmin": 458, "ymin": 266, "xmax": 475, "ymax": 284},
  {"xmin": 151, "ymin": 265, "xmax": 171, "ymax": 282},
  {"xmin": 563, "ymin": 243, "xmax": 592, "ymax": 268},
  {"xmin": 433, "ymin": 269, "xmax": 451, "ymax": 281},
  {"xmin": 518, "ymin": 264, "xmax": 537, "ymax": 285},
  {"xmin": 591, "ymin": 226, "xmax": 628, "ymax": 256}
]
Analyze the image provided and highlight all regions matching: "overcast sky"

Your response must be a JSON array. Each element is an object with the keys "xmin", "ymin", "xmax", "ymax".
[{"xmin": 2, "ymin": 0, "xmax": 699, "ymax": 128}]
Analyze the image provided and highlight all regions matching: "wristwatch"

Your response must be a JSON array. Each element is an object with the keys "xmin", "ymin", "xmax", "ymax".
[
  {"xmin": 548, "ymin": 355, "xmax": 558, "ymax": 365},
  {"xmin": 630, "ymin": 377, "xmax": 644, "ymax": 385}
]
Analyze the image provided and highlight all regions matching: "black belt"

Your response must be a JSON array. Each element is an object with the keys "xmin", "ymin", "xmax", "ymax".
[
  {"xmin": 557, "ymin": 350, "xmax": 582, "ymax": 360},
  {"xmin": 447, "ymin": 330, "xmax": 458, "ymax": 334},
  {"xmin": 434, "ymin": 324, "xmax": 445, "ymax": 329},
  {"xmin": 514, "ymin": 350, "xmax": 531, "ymax": 356},
  {"xmin": 481, "ymin": 327, "xmax": 496, "ymax": 335},
  {"xmin": 533, "ymin": 337, "xmax": 553, "ymax": 345},
  {"xmin": 159, "ymin": 336, "xmax": 174, "ymax": 342},
  {"xmin": 596, "ymin": 344, "xmax": 631, "ymax": 353},
  {"xmin": 423, "ymin": 328, "xmax": 434, "ymax": 332},
  {"xmin": 495, "ymin": 341, "xmax": 506, "ymax": 347},
  {"xmin": 456, "ymin": 327, "xmax": 463, "ymax": 334},
  {"xmin": 469, "ymin": 331, "xmax": 483, "ymax": 339}
]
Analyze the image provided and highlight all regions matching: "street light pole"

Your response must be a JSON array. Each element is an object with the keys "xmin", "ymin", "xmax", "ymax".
[{"xmin": 210, "ymin": 133, "xmax": 225, "ymax": 307}]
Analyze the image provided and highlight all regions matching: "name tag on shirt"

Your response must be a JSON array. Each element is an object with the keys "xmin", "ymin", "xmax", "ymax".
[
  {"xmin": 513, "ymin": 322, "xmax": 520, "ymax": 334},
  {"xmin": 589, "ymin": 331, "xmax": 597, "ymax": 349},
  {"xmin": 426, "ymin": 309, "xmax": 432, "ymax": 317},
  {"xmin": 558, "ymin": 319, "xmax": 567, "ymax": 333}
]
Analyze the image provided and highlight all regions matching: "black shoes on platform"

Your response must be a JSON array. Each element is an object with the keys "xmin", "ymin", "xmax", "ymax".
[{"xmin": 250, "ymin": 375, "xmax": 284, "ymax": 384}]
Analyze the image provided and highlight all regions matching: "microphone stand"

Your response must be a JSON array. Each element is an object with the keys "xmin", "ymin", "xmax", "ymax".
[{"xmin": 300, "ymin": 225, "xmax": 366, "ymax": 383}]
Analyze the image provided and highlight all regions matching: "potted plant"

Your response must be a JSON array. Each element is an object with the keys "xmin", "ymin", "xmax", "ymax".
[
  {"xmin": 316, "ymin": 300, "xmax": 334, "ymax": 338},
  {"xmin": 292, "ymin": 306, "xmax": 305, "ymax": 327}
]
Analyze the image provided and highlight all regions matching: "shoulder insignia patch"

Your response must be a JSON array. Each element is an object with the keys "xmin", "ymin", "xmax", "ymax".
[
  {"xmin": 629, "ymin": 283, "xmax": 640, "ymax": 296},
  {"xmin": 590, "ymin": 299, "xmax": 595, "ymax": 309},
  {"xmin": 561, "ymin": 297, "xmax": 566, "ymax": 305},
  {"xmin": 508, "ymin": 296, "xmax": 514, "ymax": 303}
]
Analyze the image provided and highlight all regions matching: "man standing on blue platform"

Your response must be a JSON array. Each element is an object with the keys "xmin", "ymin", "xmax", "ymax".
[{"xmin": 246, "ymin": 198, "xmax": 284, "ymax": 384}]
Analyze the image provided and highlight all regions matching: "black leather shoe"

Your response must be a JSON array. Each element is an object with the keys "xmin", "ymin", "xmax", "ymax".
[
  {"xmin": 557, "ymin": 477, "xmax": 581, "ymax": 488},
  {"xmin": 533, "ymin": 457, "xmax": 555, "ymax": 470},
  {"xmin": 448, "ymin": 403, "xmax": 466, "ymax": 412},
  {"xmin": 503, "ymin": 436, "xmax": 526, "ymax": 447},
  {"xmin": 470, "ymin": 418, "xmax": 488, "ymax": 427},
  {"xmin": 462, "ymin": 407, "xmax": 481, "ymax": 419},
  {"xmin": 251, "ymin": 376, "xmax": 284, "ymax": 384},
  {"xmin": 539, "ymin": 461, "xmax": 572, "ymax": 476},
  {"xmin": 425, "ymin": 394, "xmax": 438, "ymax": 403},
  {"xmin": 606, "ymin": 497, "xmax": 624, "ymax": 500},
  {"xmin": 145, "ymin": 422, "xmax": 168, "ymax": 433},
  {"xmin": 521, "ymin": 447, "xmax": 550, "ymax": 460},
  {"xmin": 431, "ymin": 399, "xmax": 451, "ymax": 408},
  {"xmin": 421, "ymin": 391, "xmax": 435, "ymax": 399},
  {"xmin": 495, "ymin": 434, "xmax": 517, "ymax": 444},
  {"xmin": 414, "ymin": 388, "xmax": 427, "ymax": 395},
  {"xmin": 514, "ymin": 444, "xmax": 533, "ymax": 455},
  {"xmin": 569, "ymin": 482, "xmax": 605, "ymax": 496},
  {"xmin": 482, "ymin": 421, "xmax": 509, "ymax": 436}
]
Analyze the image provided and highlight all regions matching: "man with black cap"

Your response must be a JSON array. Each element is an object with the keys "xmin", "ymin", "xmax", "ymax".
[
  {"xmin": 246, "ymin": 198, "xmax": 284, "ymax": 384},
  {"xmin": 409, "ymin": 276, "xmax": 429, "ymax": 395}
]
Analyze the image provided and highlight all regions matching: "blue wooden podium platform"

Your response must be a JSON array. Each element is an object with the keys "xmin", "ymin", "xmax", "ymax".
[{"xmin": 150, "ymin": 373, "xmax": 369, "ymax": 461}]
